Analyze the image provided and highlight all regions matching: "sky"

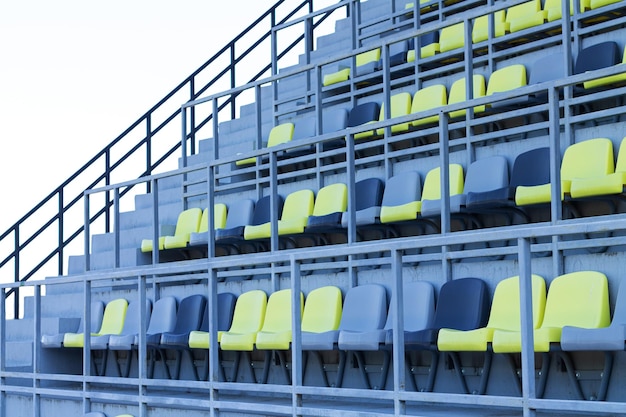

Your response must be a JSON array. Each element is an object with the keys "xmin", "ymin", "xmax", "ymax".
[{"xmin": 0, "ymin": 0, "xmax": 272, "ymax": 232}]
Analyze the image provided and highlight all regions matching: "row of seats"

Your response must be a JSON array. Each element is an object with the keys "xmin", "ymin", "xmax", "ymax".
[{"xmin": 42, "ymin": 270, "xmax": 622, "ymax": 399}]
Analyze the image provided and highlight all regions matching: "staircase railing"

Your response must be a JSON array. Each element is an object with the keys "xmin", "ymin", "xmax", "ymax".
[{"xmin": 0, "ymin": 0, "xmax": 343, "ymax": 319}]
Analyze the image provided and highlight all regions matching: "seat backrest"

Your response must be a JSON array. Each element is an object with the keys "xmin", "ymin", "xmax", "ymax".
[
  {"xmin": 421, "ymin": 164, "xmax": 465, "ymax": 201},
  {"xmin": 302, "ymin": 286, "xmax": 343, "ymax": 333},
  {"xmin": 199, "ymin": 292, "xmax": 237, "ymax": 332},
  {"xmin": 227, "ymin": 290, "xmax": 267, "ymax": 334},
  {"xmin": 322, "ymin": 108, "xmax": 348, "ymax": 134},
  {"xmin": 561, "ymin": 138, "xmax": 614, "ymax": 183},
  {"xmin": 312, "ymin": 183, "xmax": 348, "ymax": 217},
  {"xmin": 356, "ymin": 48, "xmax": 381, "ymax": 67},
  {"xmin": 281, "ymin": 190, "xmax": 315, "ymax": 222},
  {"xmin": 260, "ymin": 289, "xmax": 304, "ymax": 333},
  {"xmin": 354, "ymin": 177, "xmax": 384, "ymax": 211},
  {"xmin": 389, "ymin": 40, "xmax": 410, "ymax": 66},
  {"xmin": 509, "ymin": 147, "xmax": 551, "ymax": 188},
  {"xmin": 440, "ymin": 22, "xmax": 465, "ymax": 52},
  {"xmin": 615, "ymin": 137, "xmax": 626, "ymax": 173},
  {"xmin": 506, "ymin": 0, "xmax": 541, "ymax": 24},
  {"xmin": 486, "ymin": 275, "xmax": 546, "ymax": 331},
  {"xmin": 120, "ymin": 299, "xmax": 152, "ymax": 336},
  {"xmin": 377, "ymin": 92, "xmax": 413, "ymax": 134},
  {"xmin": 431, "ymin": 278, "xmax": 490, "ymax": 331},
  {"xmin": 293, "ymin": 117, "xmax": 317, "ymax": 142},
  {"xmin": 173, "ymin": 208, "xmax": 203, "ymax": 238},
  {"xmin": 411, "ymin": 84, "xmax": 447, "ymax": 127},
  {"xmin": 266, "ymin": 123, "xmax": 295, "ymax": 148},
  {"xmin": 171, "ymin": 294, "xmax": 206, "ymax": 334},
  {"xmin": 574, "ymin": 41, "xmax": 621, "ymax": 74},
  {"xmin": 340, "ymin": 284, "xmax": 387, "ymax": 332},
  {"xmin": 529, "ymin": 52, "xmax": 567, "ymax": 86},
  {"xmin": 347, "ymin": 102, "xmax": 380, "ymax": 128},
  {"xmin": 486, "ymin": 64, "xmax": 528, "ymax": 98},
  {"xmin": 384, "ymin": 281, "xmax": 435, "ymax": 332},
  {"xmin": 78, "ymin": 301, "xmax": 106, "ymax": 334},
  {"xmin": 544, "ymin": 0, "xmax": 590, "ymax": 20},
  {"xmin": 381, "ymin": 171, "xmax": 421, "ymax": 207},
  {"xmin": 224, "ymin": 199, "xmax": 255, "ymax": 229},
  {"xmin": 251, "ymin": 195, "xmax": 284, "ymax": 226},
  {"xmin": 448, "ymin": 74, "xmax": 487, "ymax": 117},
  {"xmin": 610, "ymin": 278, "xmax": 626, "ymax": 327},
  {"xmin": 541, "ymin": 271, "xmax": 610, "ymax": 330},
  {"xmin": 464, "ymin": 156, "xmax": 509, "ymax": 194},
  {"xmin": 97, "ymin": 298, "xmax": 128, "ymax": 335},
  {"xmin": 472, "ymin": 10, "xmax": 507, "ymax": 43},
  {"xmin": 198, "ymin": 204, "xmax": 228, "ymax": 233},
  {"xmin": 146, "ymin": 296, "xmax": 177, "ymax": 335}
]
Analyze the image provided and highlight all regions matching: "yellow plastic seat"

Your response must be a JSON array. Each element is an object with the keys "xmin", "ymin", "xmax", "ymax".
[
  {"xmin": 438, "ymin": 275, "xmax": 546, "ymax": 352},
  {"xmin": 322, "ymin": 49, "xmax": 381, "ymax": 87},
  {"xmin": 472, "ymin": 11, "xmax": 508, "ymax": 43},
  {"xmin": 236, "ymin": 123, "xmax": 295, "ymax": 166},
  {"xmin": 506, "ymin": 0, "xmax": 547, "ymax": 33},
  {"xmin": 545, "ymin": 0, "xmax": 591, "ymax": 21},
  {"xmin": 419, "ymin": 164, "xmax": 465, "ymax": 217},
  {"xmin": 375, "ymin": 92, "xmax": 413, "ymax": 136},
  {"xmin": 410, "ymin": 84, "xmax": 447, "ymax": 127},
  {"xmin": 486, "ymin": 64, "xmax": 528, "ymax": 107},
  {"xmin": 244, "ymin": 189, "xmax": 315, "ymax": 240},
  {"xmin": 570, "ymin": 138, "xmax": 622, "ymax": 198},
  {"xmin": 515, "ymin": 138, "xmax": 614, "ymax": 205},
  {"xmin": 448, "ymin": 74, "xmax": 487, "ymax": 119},
  {"xmin": 439, "ymin": 22, "xmax": 465, "ymax": 53},
  {"xmin": 301, "ymin": 286, "xmax": 342, "ymax": 336},
  {"xmin": 63, "ymin": 299, "xmax": 128, "ymax": 348},
  {"xmin": 492, "ymin": 271, "xmax": 610, "ymax": 353},
  {"xmin": 407, "ymin": 32, "xmax": 441, "ymax": 61},
  {"xmin": 380, "ymin": 172, "xmax": 422, "ymax": 224},
  {"xmin": 140, "ymin": 207, "xmax": 203, "ymax": 252},
  {"xmin": 590, "ymin": 0, "xmax": 622, "ymax": 9},
  {"xmin": 219, "ymin": 290, "xmax": 267, "ymax": 351},
  {"xmin": 255, "ymin": 289, "xmax": 305, "ymax": 350},
  {"xmin": 169, "ymin": 204, "xmax": 227, "ymax": 250}
]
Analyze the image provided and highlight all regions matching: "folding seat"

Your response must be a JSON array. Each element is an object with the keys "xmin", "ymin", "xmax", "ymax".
[
  {"xmin": 590, "ymin": 0, "xmax": 623, "ymax": 9},
  {"xmin": 515, "ymin": 138, "xmax": 614, "ymax": 206},
  {"xmin": 504, "ymin": 0, "xmax": 546, "ymax": 33},
  {"xmin": 544, "ymin": 0, "xmax": 591, "ymax": 21},
  {"xmin": 149, "ymin": 294, "xmax": 206, "ymax": 379},
  {"xmin": 109, "ymin": 296, "xmax": 177, "ymax": 377},
  {"xmin": 419, "ymin": 164, "xmax": 466, "ymax": 219},
  {"xmin": 570, "ymin": 137, "xmax": 626, "ymax": 200},
  {"xmin": 407, "ymin": 31, "xmax": 440, "ymax": 61},
  {"xmin": 140, "ymin": 207, "xmax": 203, "ymax": 253},
  {"xmin": 472, "ymin": 11, "xmax": 508, "ymax": 43},
  {"xmin": 379, "ymin": 171, "xmax": 422, "ymax": 225},
  {"xmin": 574, "ymin": 41, "xmax": 624, "ymax": 90},
  {"xmin": 219, "ymin": 290, "xmax": 268, "ymax": 382},
  {"xmin": 281, "ymin": 116, "xmax": 317, "ymax": 160},
  {"xmin": 403, "ymin": 278, "xmax": 490, "ymax": 392},
  {"xmin": 207, "ymin": 198, "xmax": 256, "ymax": 247},
  {"xmin": 492, "ymin": 271, "xmax": 610, "ymax": 398},
  {"xmin": 437, "ymin": 275, "xmax": 546, "ymax": 394},
  {"xmin": 485, "ymin": 64, "xmax": 528, "ymax": 109},
  {"xmin": 301, "ymin": 284, "xmax": 386, "ymax": 388},
  {"xmin": 448, "ymin": 74, "xmax": 487, "ymax": 119},
  {"xmin": 439, "ymin": 22, "xmax": 465, "ymax": 53},
  {"xmin": 41, "ymin": 301, "xmax": 104, "ymax": 348},
  {"xmin": 322, "ymin": 49, "xmax": 381, "ymax": 86},
  {"xmin": 347, "ymin": 102, "xmax": 381, "ymax": 140},
  {"xmin": 235, "ymin": 122, "xmax": 295, "ymax": 166},
  {"xmin": 188, "ymin": 202, "xmax": 234, "ymax": 247},
  {"xmin": 304, "ymin": 183, "xmax": 348, "ymax": 234},
  {"xmin": 410, "ymin": 84, "xmax": 447, "ymax": 128},
  {"xmin": 462, "ymin": 156, "xmax": 510, "ymax": 211},
  {"xmin": 340, "ymin": 177, "xmax": 384, "ymax": 228},
  {"xmin": 243, "ymin": 190, "xmax": 314, "ymax": 241},
  {"xmin": 375, "ymin": 92, "xmax": 413, "ymax": 136},
  {"xmin": 63, "ymin": 298, "xmax": 128, "ymax": 348}
]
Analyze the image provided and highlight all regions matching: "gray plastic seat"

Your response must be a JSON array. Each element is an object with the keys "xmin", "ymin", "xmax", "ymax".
[
  {"xmin": 341, "ymin": 177, "xmax": 384, "ymax": 227},
  {"xmin": 321, "ymin": 107, "xmax": 349, "ymax": 150},
  {"xmin": 41, "ymin": 301, "xmax": 104, "ymax": 348},
  {"xmin": 384, "ymin": 281, "xmax": 436, "ymax": 345},
  {"xmin": 379, "ymin": 171, "xmax": 422, "ymax": 224},
  {"xmin": 337, "ymin": 284, "xmax": 388, "ymax": 351},
  {"xmin": 190, "ymin": 198, "xmax": 254, "ymax": 246}
]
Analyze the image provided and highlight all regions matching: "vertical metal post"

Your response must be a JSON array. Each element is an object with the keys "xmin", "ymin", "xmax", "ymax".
[
  {"xmin": 181, "ymin": 107, "xmax": 188, "ymax": 168},
  {"xmin": 290, "ymin": 256, "xmax": 303, "ymax": 416},
  {"xmin": 58, "ymin": 189, "xmax": 64, "ymax": 276},
  {"xmin": 138, "ymin": 274, "xmax": 147, "ymax": 413},
  {"xmin": 208, "ymin": 267, "xmax": 219, "ymax": 417},
  {"xmin": 114, "ymin": 188, "xmax": 120, "ymax": 268},
  {"xmin": 146, "ymin": 114, "xmax": 152, "ymax": 175},
  {"xmin": 13, "ymin": 228, "xmax": 19, "ymax": 320},
  {"xmin": 518, "ymin": 237, "xmax": 536, "ymax": 417},
  {"xmin": 151, "ymin": 179, "xmax": 160, "ymax": 266},
  {"xmin": 33, "ymin": 284, "xmax": 41, "ymax": 416},
  {"xmin": 0, "ymin": 287, "xmax": 5, "ymax": 417},
  {"xmin": 391, "ymin": 249, "xmax": 406, "ymax": 414},
  {"xmin": 84, "ymin": 193, "xmax": 91, "ymax": 273},
  {"xmin": 346, "ymin": 133, "xmax": 357, "ymax": 244}
]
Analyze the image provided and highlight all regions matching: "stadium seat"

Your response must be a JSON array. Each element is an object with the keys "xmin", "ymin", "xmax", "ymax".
[
  {"xmin": 375, "ymin": 92, "xmax": 413, "ymax": 136},
  {"xmin": 387, "ymin": 40, "xmax": 411, "ymax": 67},
  {"xmin": 407, "ymin": 31, "xmax": 440, "ymax": 61},
  {"xmin": 545, "ymin": 0, "xmax": 591, "ymax": 21},
  {"xmin": 244, "ymin": 190, "xmax": 314, "ymax": 240},
  {"xmin": 140, "ymin": 207, "xmax": 203, "ymax": 253},
  {"xmin": 340, "ymin": 177, "xmax": 384, "ymax": 227},
  {"xmin": 282, "ymin": 117, "xmax": 317, "ymax": 159},
  {"xmin": 109, "ymin": 296, "xmax": 177, "ymax": 378},
  {"xmin": 439, "ymin": 22, "xmax": 465, "ymax": 53},
  {"xmin": 486, "ymin": 64, "xmax": 528, "ymax": 108},
  {"xmin": 505, "ymin": 0, "xmax": 546, "ymax": 33},
  {"xmin": 210, "ymin": 198, "xmax": 256, "ymax": 245},
  {"xmin": 438, "ymin": 275, "xmax": 546, "ymax": 394},
  {"xmin": 448, "ymin": 74, "xmax": 487, "ymax": 119},
  {"xmin": 516, "ymin": 138, "xmax": 614, "ymax": 206},
  {"xmin": 322, "ymin": 49, "xmax": 381, "ymax": 86},
  {"xmin": 300, "ymin": 286, "xmax": 343, "ymax": 348},
  {"xmin": 492, "ymin": 271, "xmax": 610, "ymax": 398},
  {"xmin": 380, "ymin": 171, "xmax": 422, "ymax": 224},
  {"xmin": 404, "ymin": 278, "xmax": 490, "ymax": 392},
  {"xmin": 463, "ymin": 156, "xmax": 510, "ymax": 211},
  {"xmin": 580, "ymin": 44, "xmax": 626, "ymax": 89},
  {"xmin": 410, "ymin": 84, "xmax": 447, "ymax": 127},
  {"xmin": 41, "ymin": 301, "xmax": 104, "ymax": 348},
  {"xmin": 574, "ymin": 41, "xmax": 623, "ymax": 89},
  {"xmin": 570, "ymin": 137, "xmax": 625, "ymax": 199},
  {"xmin": 472, "ymin": 11, "xmax": 508, "ymax": 43},
  {"xmin": 63, "ymin": 298, "xmax": 128, "ymax": 348},
  {"xmin": 189, "ymin": 202, "xmax": 237, "ymax": 247},
  {"xmin": 236, "ymin": 123, "xmax": 295, "ymax": 166},
  {"xmin": 347, "ymin": 102, "xmax": 381, "ymax": 140},
  {"xmin": 151, "ymin": 294, "xmax": 206, "ymax": 379},
  {"xmin": 590, "ymin": 0, "xmax": 623, "ymax": 9},
  {"xmin": 419, "ymin": 164, "xmax": 466, "ymax": 219},
  {"xmin": 305, "ymin": 183, "xmax": 348, "ymax": 234}
]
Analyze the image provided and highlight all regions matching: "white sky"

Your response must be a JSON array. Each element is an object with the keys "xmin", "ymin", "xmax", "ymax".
[{"xmin": 0, "ymin": 0, "xmax": 271, "ymax": 232}]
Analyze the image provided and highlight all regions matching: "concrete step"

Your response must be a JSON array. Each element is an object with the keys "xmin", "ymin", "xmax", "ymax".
[
  {"xmin": 134, "ymin": 186, "xmax": 183, "ymax": 210},
  {"xmin": 6, "ymin": 317, "xmax": 81, "ymax": 341},
  {"xmin": 5, "ymin": 341, "xmax": 33, "ymax": 368}
]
